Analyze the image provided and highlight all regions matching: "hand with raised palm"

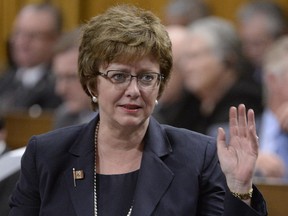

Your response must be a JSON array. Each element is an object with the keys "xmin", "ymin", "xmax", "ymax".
[{"xmin": 217, "ymin": 104, "xmax": 259, "ymax": 197}]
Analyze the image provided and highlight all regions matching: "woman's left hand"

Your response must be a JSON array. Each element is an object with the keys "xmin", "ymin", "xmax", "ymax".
[{"xmin": 217, "ymin": 104, "xmax": 259, "ymax": 194}]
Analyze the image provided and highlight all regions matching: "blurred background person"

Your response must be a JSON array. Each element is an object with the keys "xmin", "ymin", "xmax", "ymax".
[
  {"xmin": 155, "ymin": 25, "xmax": 186, "ymax": 106},
  {"xmin": 52, "ymin": 27, "xmax": 96, "ymax": 129},
  {"xmin": 153, "ymin": 25, "xmax": 199, "ymax": 127},
  {"xmin": 0, "ymin": 5, "xmax": 63, "ymax": 213},
  {"xmin": 236, "ymin": 0, "xmax": 288, "ymax": 84},
  {"xmin": 178, "ymin": 16, "xmax": 263, "ymax": 135},
  {"xmin": 0, "ymin": 3, "xmax": 63, "ymax": 116},
  {"xmin": 256, "ymin": 36, "xmax": 288, "ymax": 180},
  {"xmin": 164, "ymin": 0, "xmax": 211, "ymax": 26},
  {"xmin": 0, "ymin": 29, "xmax": 97, "ymax": 213}
]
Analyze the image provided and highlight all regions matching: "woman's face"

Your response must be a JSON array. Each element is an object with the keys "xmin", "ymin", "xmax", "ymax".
[
  {"xmin": 94, "ymin": 55, "xmax": 160, "ymax": 128},
  {"xmin": 180, "ymin": 34, "xmax": 225, "ymax": 97}
]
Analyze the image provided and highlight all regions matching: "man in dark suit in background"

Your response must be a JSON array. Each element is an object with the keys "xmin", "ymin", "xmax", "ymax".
[{"xmin": 0, "ymin": 3, "xmax": 62, "ymax": 116}]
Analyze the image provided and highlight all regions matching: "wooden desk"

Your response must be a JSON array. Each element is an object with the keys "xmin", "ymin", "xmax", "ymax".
[
  {"xmin": 4, "ymin": 111, "xmax": 54, "ymax": 149},
  {"xmin": 256, "ymin": 181, "xmax": 288, "ymax": 216}
]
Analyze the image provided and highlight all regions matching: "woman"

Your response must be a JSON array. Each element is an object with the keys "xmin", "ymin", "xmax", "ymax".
[
  {"xmin": 177, "ymin": 16, "xmax": 263, "ymax": 135},
  {"xmin": 9, "ymin": 5, "xmax": 267, "ymax": 215}
]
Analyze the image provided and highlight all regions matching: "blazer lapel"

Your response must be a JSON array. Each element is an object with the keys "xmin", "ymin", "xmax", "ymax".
[
  {"xmin": 63, "ymin": 115, "xmax": 173, "ymax": 216},
  {"xmin": 64, "ymin": 116, "xmax": 98, "ymax": 216},
  {"xmin": 64, "ymin": 152, "xmax": 94, "ymax": 216},
  {"xmin": 132, "ymin": 117, "xmax": 174, "ymax": 215}
]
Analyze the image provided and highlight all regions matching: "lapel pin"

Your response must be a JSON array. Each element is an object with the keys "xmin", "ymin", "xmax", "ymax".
[{"xmin": 72, "ymin": 168, "xmax": 85, "ymax": 187}]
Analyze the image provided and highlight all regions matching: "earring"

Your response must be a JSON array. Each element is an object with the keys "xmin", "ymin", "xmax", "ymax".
[
  {"xmin": 92, "ymin": 96, "xmax": 98, "ymax": 103},
  {"xmin": 155, "ymin": 100, "xmax": 158, "ymax": 105}
]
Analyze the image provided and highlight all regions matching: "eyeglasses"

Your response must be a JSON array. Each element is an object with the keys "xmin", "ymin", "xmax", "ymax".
[{"xmin": 96, "ymin": 70, "xmax": 164, "ymax": 90}]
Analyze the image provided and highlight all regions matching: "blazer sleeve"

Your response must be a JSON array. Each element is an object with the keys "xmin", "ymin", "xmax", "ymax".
[
  {"xmin": 9, "ymin": 138, "xmax": 41, "ymax": 216},
  {"xmin": 223, "ymin": 185, "xmax": 268, "ymax": 216},
  {"xmin": 197, "ymin": 137, "xmax": 267, "ymax": 216},
  {"xmin": 196, "ymin": 138, "xmax": 226, "ymax": 215}
]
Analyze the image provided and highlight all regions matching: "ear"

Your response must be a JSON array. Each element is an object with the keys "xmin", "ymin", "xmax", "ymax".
[
  {"xmin": 86, "ymin": 80, "xmax": 98, "ymax": 97},
  {"xmin": 87, "ymin": 87, "xmax": 96, "ymax": 97}
]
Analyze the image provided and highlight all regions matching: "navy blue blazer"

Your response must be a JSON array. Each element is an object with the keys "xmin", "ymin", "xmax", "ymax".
[{"xmin": 9, "ymin": 115, "xmax": 267, "ymax": 215}]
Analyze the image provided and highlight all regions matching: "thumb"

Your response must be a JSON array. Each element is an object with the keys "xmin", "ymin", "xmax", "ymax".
[{"xmin": 217, "ymin": 127, "xmax": 227, "ymax": 151}]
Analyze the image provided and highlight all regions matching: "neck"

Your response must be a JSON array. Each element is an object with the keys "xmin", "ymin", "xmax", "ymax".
[{"xmin": 95, "ymin": 121, "xmax": 146, "ymax": 174}]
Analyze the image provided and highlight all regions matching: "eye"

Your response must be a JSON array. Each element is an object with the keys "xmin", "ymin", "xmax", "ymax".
[
  {"xmin": 140, "ymin": 73, "xmax": 156, "ymax": 83},
  {"xmin": 109, "ymin": 71, "xmax": 129, "ymax": 83}
]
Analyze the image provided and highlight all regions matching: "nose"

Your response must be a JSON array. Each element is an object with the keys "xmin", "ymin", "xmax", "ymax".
[{"xmin": 125, "ymin": 77, "xmax": 140, "ymax": 97}]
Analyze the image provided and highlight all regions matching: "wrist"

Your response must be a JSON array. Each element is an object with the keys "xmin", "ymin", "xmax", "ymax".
[
  {"xmin": 230, "ymin": 188, "xmax": 253, "ymax": 200},
  {"xmin": 226, "ymin": 176, "xmax": 253, "ymax": 194}
]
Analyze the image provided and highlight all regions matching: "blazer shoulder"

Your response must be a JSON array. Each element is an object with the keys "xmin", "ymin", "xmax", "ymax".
[
  {"xmin": 26, "ymin": 123, "xmax": 89, "ymax": 156},
  {"xmin": 162, "ymin": 124, "xmax": 216, "ymax": 147},
  {"xmin": 160, "ymin": 124, "xmax": 218, "ymax": 161},
  {"xmin": 157, "ymin": 124, "xmax": 220, "ymax": 175}
]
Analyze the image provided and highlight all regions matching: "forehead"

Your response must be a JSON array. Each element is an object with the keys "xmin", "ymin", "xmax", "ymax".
[
  {"xmin": 185, "ymin": 33, "xmax": 213, "ymax": 50},
  {"xmin": 15, "ymin": 9, "xmax": 55, "ymax": 32},
  {"xmin": 53, "ymin": 49, "xmax": 79, "ymax": 73},
  {"xmin": 100, "ymin": 55, "xmax": 160, "ymax": 71}
]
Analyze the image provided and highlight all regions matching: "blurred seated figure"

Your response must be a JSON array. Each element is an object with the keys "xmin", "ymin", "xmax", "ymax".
[
  {"xmin": 164, "ymin": 0, "xmax": 211, "ymax": 26},
  {"xmin": 177, "ymin": 16, "xmax": 263, "ymax": 134},
  {"xmin": 0, "ymin": 3, "xmax": 63, "ymax": 116},
  {"xmin": 52, "ymin": 27, "xmax": 96, "ymax": 129},
  {"xmin": 256, "ymin": 36, "xmax": 288, "ymax": 180},
  {"xmin": 157, "ymin": 26, "xmax": 187, "ymax": 105},
  {"xmin": 153, "ymin": 25, "xmax": 199, "ymax": 127},
  {"xmin": 236, "ymin": 0, "xmax": 288, "ymax": 84}
]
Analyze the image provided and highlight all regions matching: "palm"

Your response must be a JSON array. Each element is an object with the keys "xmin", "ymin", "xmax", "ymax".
[{"xmin": 217, "ymin": 104, "xmax": 258, "ymax": 190}]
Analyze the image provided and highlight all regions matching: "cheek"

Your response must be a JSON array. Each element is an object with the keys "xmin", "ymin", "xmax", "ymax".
[
  {"xmin": 190, "ymin": 58, "xmax": 217, "ymax": 81},
  {"xmin": 203, "ymin": 58, "xmax": 224, "ymax": 77},
  {"xmin": 142, "ymin": 89, "xmax": 159, "ymax": 104}
]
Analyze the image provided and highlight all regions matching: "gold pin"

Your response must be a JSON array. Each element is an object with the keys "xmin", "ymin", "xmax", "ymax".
[
  {"xmin": 75, "ymin": 170, "xmax": 85, "ymax": 179},
  {"xmin": 73, "ymin": 168, "xmax": 85, "ymax": 187}
]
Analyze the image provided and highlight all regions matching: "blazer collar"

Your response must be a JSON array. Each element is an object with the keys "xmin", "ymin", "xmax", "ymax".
[
  {"xmin": 65, "ymin": 114, "xmax": 174, "ymax": 216},
  {"xmin": 64, "ymin": 115, "xmax": 99, "ymax": 215},
  {"xmin": 69, "ymin": 114, "xmax": 99, "ymax": 156},
  {"xmin": 68, "ymin": 115, "xmax": 172, "ymax": 157},
  {"xmin": 132, "ymin": 117, "xmax": 174, "ymax": 215}
]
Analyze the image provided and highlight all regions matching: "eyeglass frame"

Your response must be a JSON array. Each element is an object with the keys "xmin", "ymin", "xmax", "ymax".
[{"xmin": 96, "ymin": 70, "xmax": 165, "ymax": 89}]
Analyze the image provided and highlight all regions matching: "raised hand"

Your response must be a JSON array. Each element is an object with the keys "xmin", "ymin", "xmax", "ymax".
[{"xmin": 217, "ymin": 104, "xmax": 259, "ymax": 194}]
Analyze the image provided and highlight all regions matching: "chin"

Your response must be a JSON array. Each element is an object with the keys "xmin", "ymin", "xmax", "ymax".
[{"xmin": 118, "ymin": 117, "xmax": 148, "ymax": 127}]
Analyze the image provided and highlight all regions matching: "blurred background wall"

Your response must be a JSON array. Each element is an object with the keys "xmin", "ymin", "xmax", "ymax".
[{"xmin": 1, "ymin": 0, "xmax": 288, "ymax": 71}]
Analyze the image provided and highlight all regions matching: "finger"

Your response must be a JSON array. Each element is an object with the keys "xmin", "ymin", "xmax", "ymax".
[
  {"xmin": 247, "ymin": 108, "xmax": 256, "ymax": 135},
  {"xmin": 217, "ymin": 127, "xmax": 227, "ymax": 150},
  {"xmin": 229, "ymin": 106, "xmax": 238, "ymax": 137},
  {"xmin": 247, "ymin": 109, "xmax": 259, "ymax": 152},
  {"xmin": 238, "ymin": 104, "xmax": 247, "ymax": 137}
]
